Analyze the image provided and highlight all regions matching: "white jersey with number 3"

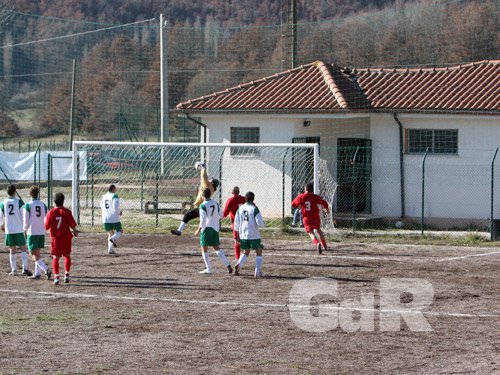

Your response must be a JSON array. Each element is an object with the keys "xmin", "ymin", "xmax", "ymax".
[
  {"xmin": 0, "ymin": 196, "xmax": 25, "ymax": 234},
  {"xmin": 101, "ymin": 192, "xmax": 121, "ymax": 223},
  {"xmin": 199, "ymin": 199, "xmax": 223, "ymax": 232},
  {"xmin": 234, "ymin": 203, "xmax": 265, "ymax": 240}
]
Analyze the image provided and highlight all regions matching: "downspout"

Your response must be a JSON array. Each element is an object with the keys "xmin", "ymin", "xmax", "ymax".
[
  {"xmin": 185, "ymin": 114, "xmax": 207, "ymax": 143},
  {"xmin": 393, "ymin": 113, "xmax": 406, "ymax": 218}
]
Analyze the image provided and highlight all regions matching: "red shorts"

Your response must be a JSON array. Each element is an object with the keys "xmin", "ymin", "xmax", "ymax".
[
  {"xmin": 303, "ymin": 216, "xmax": 321, "ymax": 232},
  {"xmin": 50, "ymin": 238, "xmax": 72, "ymax": 257}
]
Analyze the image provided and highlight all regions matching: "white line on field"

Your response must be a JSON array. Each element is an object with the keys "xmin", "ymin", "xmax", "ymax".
[
  {"xmin": 119, "ymin": 247, "xmax": 500, "ymax": 263},
  {"xmin": 436, "ymin": 250, "xmax": 500, "ymax": 262},
  {"xmin": 1, "ymin": 289, "xmax": 500, "ymax": 319}
]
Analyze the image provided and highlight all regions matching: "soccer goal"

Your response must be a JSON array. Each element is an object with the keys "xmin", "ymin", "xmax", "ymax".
[{"xmin": 72, "ymin": 141, "xmax": 336, "ymax": 232}]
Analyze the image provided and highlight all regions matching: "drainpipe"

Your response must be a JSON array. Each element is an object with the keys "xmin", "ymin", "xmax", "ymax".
[
  {"xmin": 393, "ymin": 113, "xmax": 406, "ymax": 218},
  {"xmin": 184, "ymin": 114, "xmax": 207, "ymax": 143}
]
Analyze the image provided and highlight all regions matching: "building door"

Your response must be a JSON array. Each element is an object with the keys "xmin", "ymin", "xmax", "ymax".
[
  {"xmin": 292, "ymin": 137, "xmax": 320, "ymax": 198},
  {"xmin": 337, "ymin": 138, "xmax": 372, "ymax": 213}
]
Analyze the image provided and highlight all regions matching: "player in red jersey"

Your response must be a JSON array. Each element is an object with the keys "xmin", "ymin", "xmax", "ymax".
[
  {"xmin": 45, "ymin": 193, "xmax": 78, "ymax": 285},
  {"xmin": 291, "ymin": 182, "xmax": 329, "ymax": 254},
  {"xmin": 223, "ymin": 186, "xmax": 247, "ymax": 261}
]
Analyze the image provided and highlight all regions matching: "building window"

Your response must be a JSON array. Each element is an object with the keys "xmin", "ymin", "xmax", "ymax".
[
  {"xmin": 230, "ymin": 127, "xmax": 260, "ymax": 155},
  {"xmin": 407, "ymin": 129, "xmax": 458, "ymax": 154}
]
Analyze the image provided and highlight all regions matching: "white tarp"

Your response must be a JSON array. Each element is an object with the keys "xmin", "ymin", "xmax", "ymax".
[{"xmin": 0, "ymin": 151, "xmax": 87, "ymax": 181}]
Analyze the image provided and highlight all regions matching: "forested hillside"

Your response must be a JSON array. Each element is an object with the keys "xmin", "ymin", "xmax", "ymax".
[
  {"xmin": 1, "ymin": 0, "xmax": 396, "ymax": 26},
  {"xmin": 0, "ymin": 0, "xmax": 498, "ymax": 141}
]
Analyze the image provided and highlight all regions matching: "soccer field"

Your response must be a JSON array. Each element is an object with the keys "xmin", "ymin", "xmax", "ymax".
[{"xmin": 1, "ymin": 233, "xmax": 500, "ymax": 374}]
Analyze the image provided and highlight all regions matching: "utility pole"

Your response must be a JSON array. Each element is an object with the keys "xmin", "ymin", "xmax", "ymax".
[
  {"xmin": 68, "ymin": 59, "xmax": 76, "ymax": 150},
  {"xmin": 160, "ymin": 14, "xmax": 169, "ymax": 144},
  {"xmin": 160, "ymin": 14, "xmax": 169, "ymax": 175},
  {"xmin": 281, "ymin": 0, "xmax": 297, "ymax": 70}
]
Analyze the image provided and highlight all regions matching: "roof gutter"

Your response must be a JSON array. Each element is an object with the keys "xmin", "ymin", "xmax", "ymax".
[{"xmin": 393, "ymin": 113, "xmax": 406, "ymax": 218}]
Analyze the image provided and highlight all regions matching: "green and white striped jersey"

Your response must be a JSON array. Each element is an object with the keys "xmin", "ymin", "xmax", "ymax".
[
  {"xmin": 23, "ymin": 199, "xmax": 48, "ymax": 236},
  {"xmin": 0, "ymin": 196, "xmax": 25, "ymax": 234},
  {"xmin": 199, "ymin": 198, "xmax": 223, "ymax": 232}
]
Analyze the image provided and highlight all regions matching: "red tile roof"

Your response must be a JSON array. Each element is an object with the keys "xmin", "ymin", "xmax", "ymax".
[{"xmin": 176, "ymin": 60, "xmax": 500, "ymax": 114}]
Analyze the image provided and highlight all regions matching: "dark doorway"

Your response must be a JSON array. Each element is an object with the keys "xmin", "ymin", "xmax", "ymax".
[{"xmin": 337, "ymin": 138, "xmax": 372, "ymax": 213}]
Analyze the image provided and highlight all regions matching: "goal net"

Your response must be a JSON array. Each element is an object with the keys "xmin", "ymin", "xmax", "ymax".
[{"xmin": 72, "ymin": 141, "xmax": 337, "ymax": 233}]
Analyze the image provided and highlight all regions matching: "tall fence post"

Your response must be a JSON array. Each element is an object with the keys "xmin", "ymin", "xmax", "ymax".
[
  {"xmin": 491, "ymin": 148, "xmax": 499, "ymax": 240},
  {"xmin": 47, "ymin": 154, "xmax": 51, "ymax": 210},
  {"xmin": 421, "ymin": 147, "xmax": 429, "ymax": 236},
  {"xmin": 352, "ymin": 147, "xmax": 360, "ymax": 233},
  {"xmin": 282, "ymin": 147, "xmax": 290, "ymax": 226}
]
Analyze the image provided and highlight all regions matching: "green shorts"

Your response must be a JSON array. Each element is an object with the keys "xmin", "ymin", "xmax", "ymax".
[
  {"xmin": 5, "ymin": 233, "xmax": 26, "ymax": 247},
  {"xmin": 104, "ymin": 222, "xmax": 122, "ymax": 232},
  {"xmin": 200, "ymin": 227, "xmax": 220, "ymax": 247},
  {"xmin": 240, "ymin": 239, "xmax": 262, "ymax": 250},
  {"xmin": 27, "ymin": 235, "xmax": 45, "ymax": 251}
]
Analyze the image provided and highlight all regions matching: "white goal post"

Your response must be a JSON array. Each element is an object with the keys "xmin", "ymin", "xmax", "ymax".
[{"xmin": 72, "ymin": 141, "xmax": 335, "ymax": 231}]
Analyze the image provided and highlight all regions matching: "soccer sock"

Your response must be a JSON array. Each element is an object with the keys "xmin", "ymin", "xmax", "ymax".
[
  {"xmin": 202, "ymin": 252, "xmax": 212, "ymax": 271},
  {"xmin": 110, "ymin": 232, "xmax": 122, "ymax": 241},
  {"xmin": 108, "ymin": 242, "xmax": 114, "ymax": 252},
  {"xmin": 64, "ymin": 256, "xmax": 71, "ymax": 273},
  {"xmin": 216, "ymin": 250, "xmax": 230, "ymax": 267},
  {"xmin": 20, "ymin": 252, "xmax": 29, "ymax": 270},
  {"xmin": 237, "ymin": 253, "xmax": 247, "ymax": 268},
  {"xmin": 255, "ymin": 255, "xmax": 263, "ymax": 274},
  {"xmin": 53, "ymin": 258, "xmax": 60, "ymax": 278},
  {"xmin": 10, "ymin": 254, "xmax": 16, "ymax": 271},
  {"xmin": 313, "ymin": 238, "xmax": 319, "ymax": 245},
  {"xmin": 178, "ymin": 222, "xmax": 186, "ymax": 232},
  {"xmin": 235, "ymin": 243, "xmax": 240, "ymax": 260},
  {"xmin": 37, "ymin": 259, "xmax": 48, "ymax": 273},
  {"xmin": 321, "ymin": 240, "xmax": 327, "ymax": 248},
  {"xmin": 34, "ymin": 263, "xmax": 41, "ymax": 276}
]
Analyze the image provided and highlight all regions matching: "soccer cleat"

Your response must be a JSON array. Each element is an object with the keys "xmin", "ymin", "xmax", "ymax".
[
  {"xmin": 317, "ymin": 243, "xmax": 322, "ymax": 254},
  {"xmin": 227, "ymin": 265, "xmax": 233, "ymax": 274},
  {"xmin": 53, "ymin": 278, "xmax": 60, "ymax": 285},
  {"xmin": 234, "ymin": 264, "xmax": 240, "ymax": 276},
  {"xmin": 291, "ymin": 223, "xmax": 297, "ymax": 227},
  {"xmin": 108, "ymin": 248, "xmax": 116, "ymax": 254},
  {"xmin": 199, "ymin": 269, "xmax": 212, "ymax": 274},
  {"xmin": 109, "ymin": 238, "xmax": 118, "ymax": 248},
  {"xmin": 22, "ymin": 268, "xmax": 33, "ymax": 276},
  {"xmin": 9, "ymin": 269, "xmax": 17, "ymax": 276},
  {"xmin": 170, "ymin": 229, "xmax": 181, "ymax": 236},
  {"xmin": 64, "ymin": 276, "xmax": 70, "ymax": 283},
  {"xmin": 323, "ymin": 244, "xmax": 328, "ymax": 251},
  {"xmin": 254, "ymin": 271, "xmax": 264, "ymax": 278},
  {"xmin": 29, "ymin": 274, "xmax": 41, "ymax": 280},
  {"xmin": 46, "ymin": 270, "xmax": 52, "ymax": 280}
]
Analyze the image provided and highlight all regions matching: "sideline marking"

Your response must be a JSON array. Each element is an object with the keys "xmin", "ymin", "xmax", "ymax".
[
  {"xmin": 436, "ymin": 250, "xmax": 500, "ymax": 262},
  {"xmin": 119, "ymin": 247, "xmax": 500, "ymax": 263},
  {"xmin": 1, "ymin": 288, "xmax": 500, "ymax": 319}
]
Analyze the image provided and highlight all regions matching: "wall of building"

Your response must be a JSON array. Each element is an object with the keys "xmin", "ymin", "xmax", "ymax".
[
  {"xmin": 371, "ymin": 113, "xmax": 500, "ymax": 220},
  {"xmin": 199, "ymin": 112, "xmax": 500, "ymax": 221}
]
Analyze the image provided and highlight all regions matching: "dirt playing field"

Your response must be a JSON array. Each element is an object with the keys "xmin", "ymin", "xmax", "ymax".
[{"xmin": 1, "ymin": 232, "xmax": 500, "ymax": 375}]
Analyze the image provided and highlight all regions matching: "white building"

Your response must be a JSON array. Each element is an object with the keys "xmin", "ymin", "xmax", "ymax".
[{"xmin": 176, "ymin": 60, "xmax": 500, "ymax": 226}]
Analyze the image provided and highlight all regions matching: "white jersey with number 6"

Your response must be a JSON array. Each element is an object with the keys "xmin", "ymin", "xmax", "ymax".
[
  {"xmin": 199, "ymin": 199, "xmax": 223, "ymax": 232},
  {"xmin": 0, "ymin": 196, "xmax": 25, "ymax": 234},
  {"xmin": 101, "ymin": 192, "xmax": 121, "ymax": 224},
  {"xmin": 234, "ymin": 203, "xmax": 264, "ymax": 240},
  {"xmin": 23, "ymin": 199, "xmax": 48, "ymax": 236}
]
